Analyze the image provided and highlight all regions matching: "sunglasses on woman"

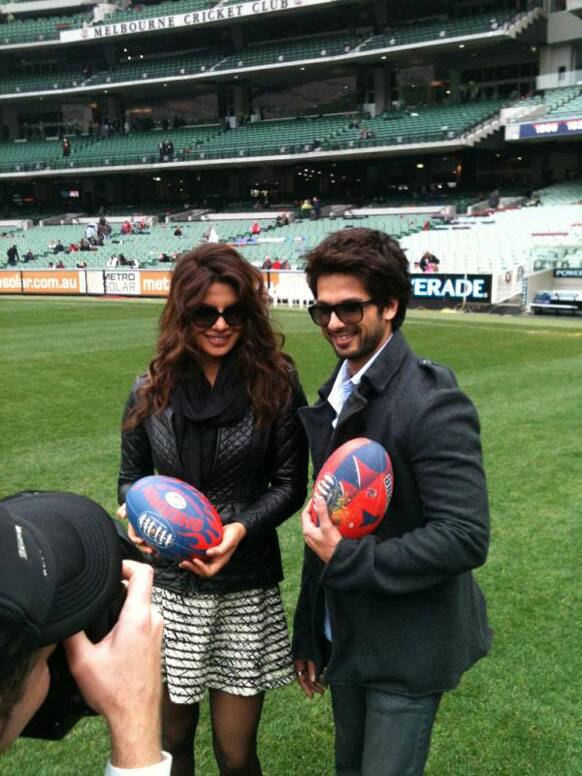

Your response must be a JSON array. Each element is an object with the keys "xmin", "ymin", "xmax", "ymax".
[
  {"xmin": 308, "ymin": 298, "xmax": 381, "ymax": 327},
  {"xmin": 187, "ymin": 304, "xmax": 246, "ymax": 328}
]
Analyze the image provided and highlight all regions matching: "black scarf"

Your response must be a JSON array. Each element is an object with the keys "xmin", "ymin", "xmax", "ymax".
[{"xmin": 171, "ymin": 351, "xmax": 249, "ymax": 487}]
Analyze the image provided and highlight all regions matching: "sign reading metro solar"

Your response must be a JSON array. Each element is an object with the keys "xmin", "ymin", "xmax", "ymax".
[{"xmin": 59, "ymin": 0, "xmax": 336, "ymax": 42}]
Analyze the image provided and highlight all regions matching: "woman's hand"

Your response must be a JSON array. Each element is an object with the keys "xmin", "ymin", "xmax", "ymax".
[
  {"xmin": 180, "ymin": 522, "xmax": 247, "ymax": 577},
  {"xmin": 117, "ymin": 502, "xmax": 156, "ymax": 557}
]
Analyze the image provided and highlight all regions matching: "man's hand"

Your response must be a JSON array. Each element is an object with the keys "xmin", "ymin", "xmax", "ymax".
[
  {"xmin": 301, "ymin": 497, "xmax": 342, "ymax": 563},
  {"xmin": 294, "ymin": 658, "xmax": 325, "ymax": 699},
  {"xmin": 180, "ymin": 522, "xmax": 247, "ymax": 577},
  {"xmin": 64, "ymin": 561, "xmax": 164, "ymax": 770}
]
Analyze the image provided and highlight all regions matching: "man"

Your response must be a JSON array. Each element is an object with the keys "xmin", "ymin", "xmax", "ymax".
[
  {"xmin": 6, "ymin": 244, "xmax": 18, "ymax": 266},
  {"xmin": 293, "ymin": 228, "xmax": 491, "ymax": 776},
  {"xmin": 0, "ymin": 491, "xmax": 171, "ymax": 774}
]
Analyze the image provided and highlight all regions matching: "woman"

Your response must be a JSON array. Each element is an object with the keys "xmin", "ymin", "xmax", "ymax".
[{"xmin": 118, "ymin": 244, "xmax": 308, "ymax": 776}]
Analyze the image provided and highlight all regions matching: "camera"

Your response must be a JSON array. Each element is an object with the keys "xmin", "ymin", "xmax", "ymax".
[{"xmin": 21, "ymin": 526, "xmax": 143, "ymax": 741}]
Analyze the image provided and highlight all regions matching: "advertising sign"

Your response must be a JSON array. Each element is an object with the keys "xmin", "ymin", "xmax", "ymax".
[
  {"xmin": 554, "ymin": 268, "xmax": 582, "ymax": 279},
  {"xmin": 0, "ymin": 271, "xmax": 21, "ymax": 294},
  {"xmin": 139, "ymin": 271, "xmax": 172, "ymax": 297},
  {"xmin": 516, "ymin": 118, "xmax": 582, "ymax": 140},
  {"xmin": 104, "ymin": 270, "xmax": 141, "ymax": 296},
  {"xmin": 410, "ymin": 274, "xmax": 492, "ymax": 303},
  {"xmin": 20, "ymin": 271, "xmax": 81, "ymax": 295}
]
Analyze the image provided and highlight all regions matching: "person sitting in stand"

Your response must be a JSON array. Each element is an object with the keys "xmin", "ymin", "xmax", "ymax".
[
  {"xmin": 250, "ymin": 221, "xmax": 261, "ymax": 236},
  {"xmin": 174, "ymin": 226, "xmax": 183, "ymax": 237},
  {"xmin": 23, "ymin": 248, "xmax": 34, "ymax": 263},
  {"xmin": 271, "ymin": 258, "xmax": 282, "ymax": 270},
  {"xmin": 261, "ymin": 256, "xmax": 272, "ymax": 269},
  {"xmin": 55, "ymin": 258, "xmax": 65, "ymax": 269},
  {"xmin": 205, "ymin": 226, "xmax": 220, "ymax": 244}
]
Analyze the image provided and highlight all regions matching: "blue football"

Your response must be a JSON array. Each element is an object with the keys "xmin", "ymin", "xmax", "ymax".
[{"xmin": 126, "ymin": 475, "xmax": 223, "ymax": 561}]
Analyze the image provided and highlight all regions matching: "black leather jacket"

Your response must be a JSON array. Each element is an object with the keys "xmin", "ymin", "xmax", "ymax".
[{"xmin": 118, "ymin": 374, "xmax": 308, "ymax": 594}]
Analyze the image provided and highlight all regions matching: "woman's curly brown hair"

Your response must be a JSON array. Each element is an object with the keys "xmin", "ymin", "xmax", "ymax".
[{"xmin": 125, "ymin": 244, "xmax": 293, "ymax": 429}]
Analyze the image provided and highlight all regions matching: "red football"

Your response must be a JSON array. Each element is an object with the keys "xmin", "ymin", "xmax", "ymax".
[
  {"xmin": 126, "ymin": 475, "xmax": 223, "ymax": 560},
  {"xmin": 311, "ymin": 438, "xmax": 393, "ymax": 539}
]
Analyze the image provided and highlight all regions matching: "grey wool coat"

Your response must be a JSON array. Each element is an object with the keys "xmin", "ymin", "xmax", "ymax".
[{"xmin": 292, "ymin": 329, "xmax": 492, "ymax": 695}]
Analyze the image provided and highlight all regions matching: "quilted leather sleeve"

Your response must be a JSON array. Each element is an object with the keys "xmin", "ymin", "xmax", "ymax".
[
  {"xmin": 235, "ymin": 376, "xmax": 309, "ymax": 540},
  {"xmin": 117, "ymin": 386, "xmax": 154, "ymax": 504}
]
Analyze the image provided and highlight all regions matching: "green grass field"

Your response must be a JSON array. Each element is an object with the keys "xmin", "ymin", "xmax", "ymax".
[{"xmin": 1, "ymin": 297, "xmax": 581, "ymax": 776}]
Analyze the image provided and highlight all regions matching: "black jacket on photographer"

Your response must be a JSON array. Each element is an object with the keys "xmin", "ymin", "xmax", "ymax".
[
  {"xmin": 118, "ymin": 372, "xmax": 308, "ymax": 594},
  {"xmin": 292, "ymin": 330, "xmax": 491, "ymax": 696}
]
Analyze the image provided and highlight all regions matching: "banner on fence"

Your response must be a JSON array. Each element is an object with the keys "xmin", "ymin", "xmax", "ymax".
[
  {"xmin": 139, "ymin": 271, "xmax": 172, "ymax": 296},
  {"xmin": 0, "ymin": 271, "xmax": 21, "ymax": 294},
  {"xmin": 20, "ymin": 270, "xmax": 82, "ymax": 295}
]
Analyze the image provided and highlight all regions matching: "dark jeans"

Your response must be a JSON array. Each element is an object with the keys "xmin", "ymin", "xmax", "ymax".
[{"xmin": 330, "ymin": 684, "xmax": 441, "ymax": 776}]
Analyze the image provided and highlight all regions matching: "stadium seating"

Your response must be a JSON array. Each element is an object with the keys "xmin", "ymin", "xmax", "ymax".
[
  {"xmin": 358, "ymin": 10, "xmax": 515, "ymax": 52},
  {"xmin": 0, "ymin": 11, "xmax": 92, "ymax": 44},
  {"xmin": 0, "ymin": 101, "xmax": 508, "ymax": 173},
  {"xmin": 214, "ymin": 33, "xmax": 368, "ymax": 71},
  {"xmin": 0, "ymin": 68, "xmax": 88, "ymax": 96},
  {"xmin": 0, "ymin": 214, "xmax": 425, "ymax": 270},
  {"xmin": 98, "ymin": 0, "xmax": 214, "ymax": 25},
  {"xmin": 0, "ymin": 222, "xmax": 209, "ymax": 268},
  {"xmin": 536, "ymin": 181, "xmax": 582, "ymax": 206},
  {"xmin": 400, "ymin": 205, "xmax": 582, "ymax": 274},
  {"xmin": 86, "ymin": 51, "xmax": 223, "ymax": 86},
  {"xmin": 324, "ymin": 101, "xmax": 505, "ymax": 149},
  {"xmin": 546, "ymin": 93, "xmax": 582, "ymax": 118}
]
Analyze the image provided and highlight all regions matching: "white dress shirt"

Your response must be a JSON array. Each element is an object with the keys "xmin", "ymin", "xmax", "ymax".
[{"xmin": 323, "ymin": 336, "xmax": 392, "ymax": 640}]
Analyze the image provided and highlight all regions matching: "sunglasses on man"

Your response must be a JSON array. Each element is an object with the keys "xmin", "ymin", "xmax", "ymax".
[
  {"xmin": 187, "ymin": 304, "xmax": 246, "ymax": 328},
  {"xmin": 307, "ymin": 299, "xmax": 382, "ymax": 327}
]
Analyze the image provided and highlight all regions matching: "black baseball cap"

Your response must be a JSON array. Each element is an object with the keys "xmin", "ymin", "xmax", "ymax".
[{"xmin": 0, "ymin": 491, "xmax": 122, "ymax": 649}]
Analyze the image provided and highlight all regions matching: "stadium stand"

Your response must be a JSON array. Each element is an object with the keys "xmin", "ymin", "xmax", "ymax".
[
  {"xmin": 400, "ymin": 205, "xmax": 582, "ymax": 275},
  {"xmin": 0, "ymin": 101, "xmax": 507, "ymax": 173},
  {"xmin": 1, "ymin": 0, "xmax": 582, "ymax": 316},
  {"xmin": 0, "ymin": 11, "xmax": 92, "ymax": 44},
  {"xmin": 536, "ymin": 181, "xmax": 582, "ymax": 206},
  {"xmin": 358, "ymin": 9, "xmax": 516, "ymax": 52}
]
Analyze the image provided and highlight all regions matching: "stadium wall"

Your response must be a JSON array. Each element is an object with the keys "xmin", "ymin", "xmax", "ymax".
[{"xmin": 0, "ymin": 268, "xmax": 497, "ymax": 306}]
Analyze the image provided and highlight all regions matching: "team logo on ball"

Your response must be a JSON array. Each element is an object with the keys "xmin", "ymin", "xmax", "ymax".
[
  {"xmin": 165, "ymin": 491, "xmax": 187, "ymax": 510},
  {"xmin": 311, "ymin": 438, "xmax": 394, "ymax": 539}
]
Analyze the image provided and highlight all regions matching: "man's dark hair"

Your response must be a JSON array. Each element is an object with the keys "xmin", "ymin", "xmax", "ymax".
[
  {"xmin": 0, "ymin": 626, "xmax": 37, "ymax": 724},
  {"xmin": 304, "ymin": 227, "xmax": 410, "ymax": 330}
]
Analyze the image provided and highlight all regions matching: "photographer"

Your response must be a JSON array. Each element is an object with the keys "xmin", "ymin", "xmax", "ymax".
[{"xmin": 0, "ymin": 491, "xmax": 170, "ymax": 774}]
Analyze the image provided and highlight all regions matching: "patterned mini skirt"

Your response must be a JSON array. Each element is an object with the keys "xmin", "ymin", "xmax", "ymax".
[{"xmin": 152, "ymin": 585, "xmax": 295, "ymax": 704}]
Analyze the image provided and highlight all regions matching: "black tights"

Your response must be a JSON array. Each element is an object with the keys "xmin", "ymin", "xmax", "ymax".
[{"xmin": 162, "ymin": 687, "xmax": 264, "ymax": 776}]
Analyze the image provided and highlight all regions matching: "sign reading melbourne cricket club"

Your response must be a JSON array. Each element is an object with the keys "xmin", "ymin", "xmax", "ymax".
[
  {"xmin": 410, "ymin": 274, "xmax": 492, "ymax": 304},
  {"xmin": 60, "ymin": 0, "xmax": 334, "ymax": 42}
]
